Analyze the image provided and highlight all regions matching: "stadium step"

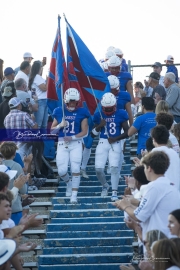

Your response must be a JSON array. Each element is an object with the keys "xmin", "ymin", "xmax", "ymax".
[
  {"xmin": 44, "ymin": 237, "xmax": 133, "ymax": 247},
  {"xmin": 50, "ymin": 202, "xmax": 120, "ymax": 210},
  {"xmin": 50, "ymin": 208, "xmax": 123, "ymax": 218},
  {"xmin": 39, "ymin": 263, "xmax": 129, "ymax": 270},
  {"xmin": 46, "ymin": 230, "xmax": 134, "ymax": 238},
  {"xmin": 38, "ymin": 253, "xmax": 133, "ymax": 265},
  {"xmin": 43, "ymin": 245, "xmax": 133, "ymax": 255},
  {"xmin": 38, "ymin": 138, "xmax": 135, "ymax": 269}
]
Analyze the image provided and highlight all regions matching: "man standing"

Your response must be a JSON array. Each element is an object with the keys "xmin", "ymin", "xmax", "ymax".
[
  {"xmin": 0, "ymin": 67, "xmax": 15, "ymax": 94},
  {"xmin": 164, "ymin": 55, "xmax": 179, "ymax": 83},
  {"xmin": 164, "ymin": 72, "xmax": 180, "ymax": 123},
  {"xmin": 144, "ymin": 62, "xmax": 164, "ymax": 97},
  {"xmin": 51, "ymin": 88, "xmax": 89, "ymax": 204},
  {"xmin": 152, "ymin": 62, "xmax": 164, "ymax": 86},
  {"xmin": 4, "ymin": 97, "xmax": 37, "ymax": 158},
  {"xmin": 14, "ymin": 78, "xmax": 38, "ymax": 112},
  {"xmin": 14, "ymin": 61, "xmax": 31, "ymax": 85},
  {"xmin": 0, "ymin": 82, "xmax": 16, "ymax": 129},
  {"xmin": 92, "ymin": 93, "xmax": 129, "ymax": 201},
  {"xmin": 14, "ymin": 52, "xmax": 33, "ymax": 76},
  {"xmin": 128, "ymin": 97, "xmax": 156, "ymax": 158},
  {"xmin": 148, "ymin": 72, "xmax": 166, "ymax": 105}
]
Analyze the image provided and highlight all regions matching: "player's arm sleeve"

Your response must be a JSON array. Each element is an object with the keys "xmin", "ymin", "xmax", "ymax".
[
  {"xmin": 126, "ymin": 93, "xmax": 131, "ymax": 103},
  {"xmin": 93, "ymin": 113, "xmax": 100, "ymax": 126},
  {"xmin": 84, "ymin": 109, "xmax": 90, "ymax": 119},
  {"xmin": 122, "ymin": 110, "xmax": 129, "ymax": 121}
]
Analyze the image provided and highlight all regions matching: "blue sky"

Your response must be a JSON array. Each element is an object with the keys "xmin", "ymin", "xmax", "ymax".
[{"xmin": 1, "ymin": 0, "xmax": 180, "ymax": 81}]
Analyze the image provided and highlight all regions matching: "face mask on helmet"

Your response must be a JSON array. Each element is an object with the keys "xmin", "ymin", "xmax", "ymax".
[
  {"xmin": 66, "ymin": 100, "xmax": 79, "ymax": 111},
  {"xmin": 108, "ymin": 56, "xmax": 122, "ymax": 75},
  {"xmin": 64, "ymin": 88, "xmax": 80, "ymax": 111},
  {"xmin": 102, "ymin": 105, "xmax": 116, "ymax": 115},
  {"xmin": 101, "ymin": 93, "xmax": 117, "ymax": 115}
]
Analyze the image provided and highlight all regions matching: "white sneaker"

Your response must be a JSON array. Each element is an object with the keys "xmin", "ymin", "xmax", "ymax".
[
  {"xmin": 28, "ymin": 186, "xmax": 38, "ymax": 191},
  {"xmin": 101, "ymin": 184, "xmax": 109, "ymax": 197},
  {"xmin": 70, "ymin": 193, "xmax": 78, "ymax": 204},
  {"xmin": 111, "ymin": 191, "xmax": 118, "ymax": 202},
  {"xmin": 66, "ymin": 180, "xmax": 72, "ymax": 197},
  {"xmin": 81, "ymin": 169, "xmax": 89, "ymax": 179}
]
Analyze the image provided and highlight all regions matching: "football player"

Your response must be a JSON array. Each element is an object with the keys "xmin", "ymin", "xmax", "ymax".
[
  {"xmin": 51, "ymin": 88, "xmax": 90, "ymax": 203},
  {"xmin": 91, "ymin": 92, "xmax": 129, "ymax": 201},
  {"xmin": 106, "ymin": 55, "xmax": 135, "ymax": 104}
]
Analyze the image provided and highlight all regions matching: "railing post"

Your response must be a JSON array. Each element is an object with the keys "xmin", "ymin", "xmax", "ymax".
[{"xmin": 128, "ymin": 60, "xmax": 131, "ymax": 73}]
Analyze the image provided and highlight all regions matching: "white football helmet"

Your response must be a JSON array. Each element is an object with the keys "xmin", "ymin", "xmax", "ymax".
[
  {"xmin": 107, "ymin": 55, "xmax": 122, "ymax": 67},
  {"xmin": 105, "ymin": 50, "xmax": 115, "ymax": 60},
  {"xmin": 64, "ymin": 88, "xmax": 80, "ymax": 111},
  {"xmin": 107, "ymin": 46, "xmax": 115, "ymax": 51},
  {"xmin": 108, "ymin": 75, "xmax": 120, "ymax": 90},
  {"xmin": 101, "ymin": 93, "xmax": 117, "ymax": 115},
  {"xmin": 113, "ymin": 48, "xmax": 123, "ymax": 55}
]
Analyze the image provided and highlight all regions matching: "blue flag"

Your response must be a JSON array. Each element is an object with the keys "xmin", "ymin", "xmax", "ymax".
[
  {"xmin": 47, "ymin": 15, "xmax": 69, "ymax": 114},
  {"xmin": 64, "ymin": 15, "xmax": 110, "ymax": 115}
]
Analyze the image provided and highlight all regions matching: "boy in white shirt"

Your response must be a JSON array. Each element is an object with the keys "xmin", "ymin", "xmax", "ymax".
[
  {"xmin": 113, "ymin": 151, "xmax": 180, "ymax": 248},
  {"xmin": 156, "ymin": 113, "xmax": 179, "ymax": 154},
  {"xmin": 151, "ymin": 125, "xmax": 180, "ymax": 190}
]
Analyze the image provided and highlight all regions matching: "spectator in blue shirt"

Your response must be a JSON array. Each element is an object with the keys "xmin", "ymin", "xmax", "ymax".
[
  {"xmin": 164, "ymin": 55, "xmax": 179, "ymax": 83},
  {"xmin": 128, "ymin": 97, "xmax": 156, "ymax": 157}
]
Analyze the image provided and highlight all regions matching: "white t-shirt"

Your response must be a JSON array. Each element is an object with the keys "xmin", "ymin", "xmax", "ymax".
[
  {"xmin": 14, "ymin": 71, "xmax": 29, "ymax": 85},
  {"xmin": 0, "ymin": 219, "xmax": 15, "ymax": 229},
  {"xmin": 32, "ymin": 74, "xmax": 47, "ymax": 99},
  {"xmin": 0, "ymin": 229, "xmax": 4, "ymax": 239},
  {"xmin": 152, "ymin": 146, "xmax": 180, "ymax": 190},
  {"xmin": 139, "ymin": 184, "xmax": 149, "ymax": 197},
  {"xmin": 134, "ymin": 176, "xmax": 180, "ymax": 241},
  {"xmin": 159, "ymin": 76, "xmax": 165, "ymax": 88},
  {"xmin": 169, "ymin": 132, "xmax": 180, "ymax": 154}
]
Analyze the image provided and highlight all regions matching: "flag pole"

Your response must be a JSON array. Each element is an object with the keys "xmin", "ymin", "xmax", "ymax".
[
  {"xmin": 86, "ymin": 76, "xmax": 114, "ymax": 151},
  {"xmin": 58, "ymin": 14, "xmax": 67, "ymax": 145}
]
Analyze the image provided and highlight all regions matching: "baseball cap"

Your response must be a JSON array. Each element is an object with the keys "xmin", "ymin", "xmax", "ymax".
[
  {"xmin": 164, "ymin": 55, "xmax": 174, "ymax": 62},
  {"xmin": 8, "ymin": 97, "xmax": 21, "ymax": 109},
  {"xmin": 152, "ymin": 62, "xmax": 162, "ymax": 68},
  {"xmin": 4, "ymin": 67, "xmax": 15, "ymax": 76},
  {"xmin": 148, "ymin": 72, "xmax": 160, "ymax": 80},
  {"xmin": 0, "ymin": 239, "xmax": 16, "ymax": 265},
  {"xmin": 23, "ymin": 52, "xmax": 34, "ymax": 59},
  {"xmin": 0, "ymin": 165, "xmax": 17, "ymax": 180},
  {"xmin": 2, "ymin": 86, "xmax": 14, "ymax": 97}
]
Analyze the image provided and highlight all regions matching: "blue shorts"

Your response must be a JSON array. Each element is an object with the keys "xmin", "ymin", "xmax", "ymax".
[{"xmin": 11, "ymin": 212, "xmax": 23, "ymax": 225}]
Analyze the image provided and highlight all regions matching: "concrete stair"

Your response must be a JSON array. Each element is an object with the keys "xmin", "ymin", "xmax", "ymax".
[{"xmin": 38, "ymin": 138, "xmax": 134, "ymax": 269}]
